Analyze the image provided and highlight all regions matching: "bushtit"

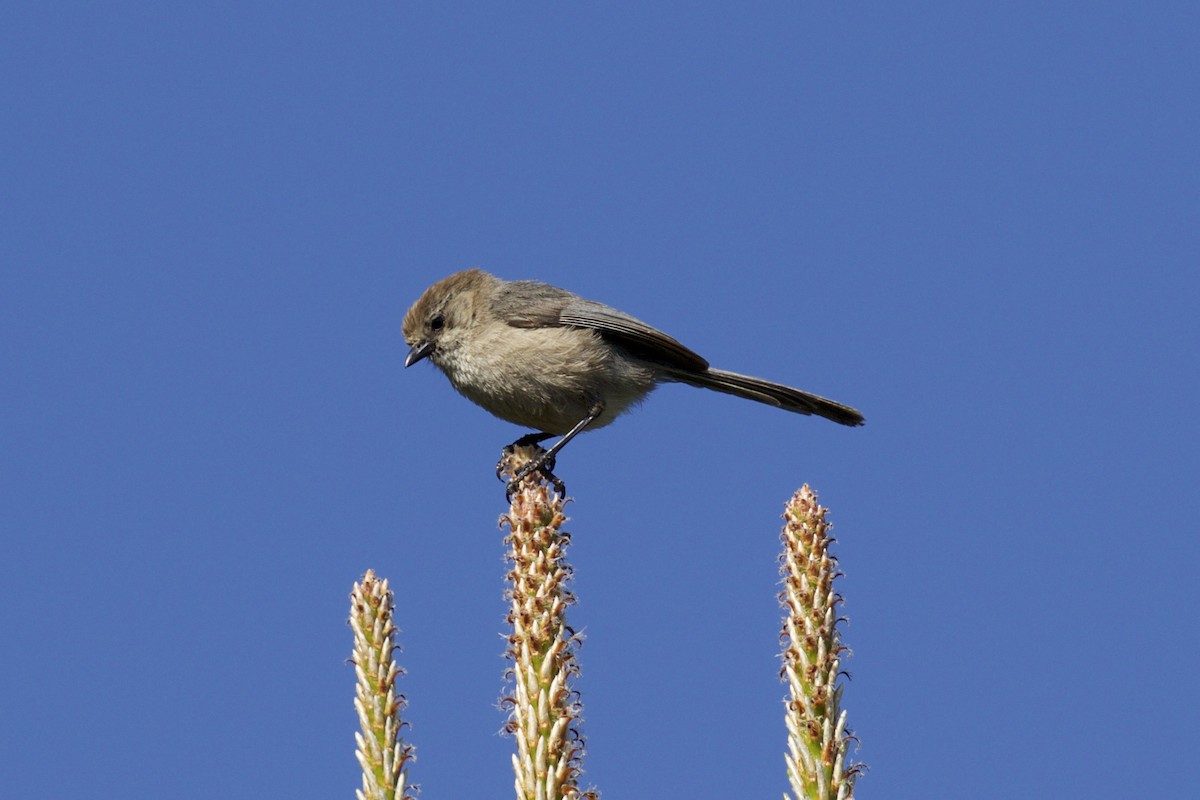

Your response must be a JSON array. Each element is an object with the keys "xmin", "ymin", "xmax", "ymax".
[{"xmin": 403, "ymin": 269, "xmax": 863, "ymax": 493}]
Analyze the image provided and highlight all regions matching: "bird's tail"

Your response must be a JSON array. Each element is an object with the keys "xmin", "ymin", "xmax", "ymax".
[{"xmin": 667, "ymin": 367, "xmax": 865, "ymax": 427}]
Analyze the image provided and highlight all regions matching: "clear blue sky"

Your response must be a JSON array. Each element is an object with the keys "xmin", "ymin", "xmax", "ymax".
[{"xmin": 3, "ymin": 4, "xmax": 1197, "ymax": 798}]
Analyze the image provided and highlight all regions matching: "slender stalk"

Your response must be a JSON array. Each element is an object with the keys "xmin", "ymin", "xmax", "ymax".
[
  {"xmin": 350, "ymin": 570, "xmax": 415, "ymax": 800},
  {"xmin": 498, "ymin": 446, "xmax": 596, "ymax": 800},
  {"xmin": 779, "ymin": 486, "xmax": 862, "ymax": 800}
]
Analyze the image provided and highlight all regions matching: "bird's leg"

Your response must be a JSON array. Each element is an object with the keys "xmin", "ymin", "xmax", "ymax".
[{"xmin": 504, "ymin": 399, "xmax": 604, "ymax": 500}]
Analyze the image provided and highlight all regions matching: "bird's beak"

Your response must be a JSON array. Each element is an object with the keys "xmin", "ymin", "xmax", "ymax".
[{"xmin": 404, "ymin": 340, "xmax": 435, "ymax": 368}]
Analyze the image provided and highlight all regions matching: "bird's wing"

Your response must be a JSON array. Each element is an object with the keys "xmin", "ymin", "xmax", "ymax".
[{"xmin": 495, "ymin": 281, "xmax": 709, "ymax": 372}]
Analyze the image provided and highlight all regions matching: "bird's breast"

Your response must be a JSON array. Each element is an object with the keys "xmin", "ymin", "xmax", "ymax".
[{"xmin": 437, "ymin": 326, "xmax": 658, "ymax": 434}]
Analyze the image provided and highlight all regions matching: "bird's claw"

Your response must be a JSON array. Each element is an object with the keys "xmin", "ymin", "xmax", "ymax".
[
  {"xmin": 496, "ymin": 433, "xmax": 554, "ymax": 481},
  {"xmin": 503, "ymin": 452, "xmax": 563, "ymax": 501},
  {"xmin": 496, "ymin": 447, "xmax": 514, "ymax": 481}
]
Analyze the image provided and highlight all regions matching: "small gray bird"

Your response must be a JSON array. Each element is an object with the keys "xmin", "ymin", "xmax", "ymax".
[{"xmin": 403, "ymin": 269, "xmax": 863, "ymax": 493}]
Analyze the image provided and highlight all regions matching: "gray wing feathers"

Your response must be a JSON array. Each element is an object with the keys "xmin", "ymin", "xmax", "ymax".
[
  {"xmin": 494, "ymin": 280, "xmax": 576, "ymax": 328},
  {"xmin": 557, "ymin": 298, "xmax": 709, "ymax": 371},
  {"xmin": 495, "ymin": 281, "xmax": 708, "ymax": 372}
]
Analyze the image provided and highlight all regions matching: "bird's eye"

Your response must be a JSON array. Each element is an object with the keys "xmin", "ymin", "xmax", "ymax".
[{"xmin": 430, "ymin": 313, "xmax": 445, "ymax": 332}]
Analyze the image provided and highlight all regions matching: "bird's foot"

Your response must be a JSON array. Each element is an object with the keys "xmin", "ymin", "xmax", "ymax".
[
  {"xmin": 497, "ymin": 437, "xmax": 564, "ymax": 501},
  {"xmin": 495, "ymin": 433, "xmax": 554, "ymax": 481},
  {"xmin": 505, "ymin": 455, "xmax": 563, "ymax": 501}
]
